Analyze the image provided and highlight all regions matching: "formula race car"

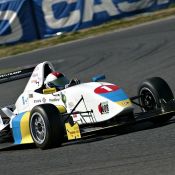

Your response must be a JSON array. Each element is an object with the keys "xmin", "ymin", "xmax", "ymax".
[{"xmin": 0, "ymin": 61, "xmax": 175, "ymax": 149}]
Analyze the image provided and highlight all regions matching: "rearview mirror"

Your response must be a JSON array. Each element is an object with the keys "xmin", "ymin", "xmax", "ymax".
[{"xmin": 92, "ymin": 75, "xmax": 106, "ymax": 82}]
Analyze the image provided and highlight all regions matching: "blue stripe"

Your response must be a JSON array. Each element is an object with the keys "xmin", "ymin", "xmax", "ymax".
[
  {"xmin": 12, "ymin": 112, "xmax": 25, "ymax": 144},
  {"xmin": 100, "ymin": 89, "xmax": 129, "ymax": 102}
]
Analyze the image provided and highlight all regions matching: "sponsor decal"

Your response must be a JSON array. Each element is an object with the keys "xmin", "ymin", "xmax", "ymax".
[
  {"xmin": 22, "ymin": 96, "xmax": 25, "ymax": 105},
  {"xmin": 29, "ymin": 94, "xmax": 33, "ymax": 98},
  {"xmin": 22, "ymin": 96, "xmax": 28, "ymax": 105},
  {"xmin": 31, "ymin": 79, "xmax": 39, "ymax": 85},
  {"xmin": 0, "ymin": 71, "xmax": 22, "ymax": 78},
  {"xmin": 98, "ymin": 102, "xmax": 109, "ymax": 114},
  {"xmin": 42, "ymin": 98, "xmax": 46, "ymax": 103},
  {"xmin": 49, "ymin": 98, "xmax": 60, "ymax": 103},
  {"xmin": 94, "ymin": 85, "xmax": 119, "ymax": 94},
  {"xmin": 34, "ymin": 99, "xmax": 41, "ymax": 103}
]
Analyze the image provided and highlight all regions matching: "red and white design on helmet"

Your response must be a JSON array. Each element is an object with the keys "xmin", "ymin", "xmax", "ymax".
[{"xmin": 44, "ymin": 72, "xmax": 63, "ymax": 88}]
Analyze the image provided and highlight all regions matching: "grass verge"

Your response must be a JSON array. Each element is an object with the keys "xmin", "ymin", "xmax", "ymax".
[{"xmin": 0, "ymin": 7, "xmax": 175, "ymax": 59}]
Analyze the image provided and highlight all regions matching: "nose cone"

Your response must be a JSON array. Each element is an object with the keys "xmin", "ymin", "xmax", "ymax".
[
  {"xmin": 94, "ymin": 85, "xmax": 131, "ymax": 104},
  {"xmin": 94, "ymin": 84, "xmax": 133, "ymax": 112}
]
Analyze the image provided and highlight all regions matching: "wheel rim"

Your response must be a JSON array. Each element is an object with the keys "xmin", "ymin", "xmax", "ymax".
[
  {"xmin": 30, "ymin": 112, "xmax": 46, "ymax": 144},
  {"xmin": 140, "ymin": 87, "xmax": 157, "ymax": 111}
]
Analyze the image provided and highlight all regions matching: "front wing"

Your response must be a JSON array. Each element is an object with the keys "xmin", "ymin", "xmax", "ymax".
[{"xmin": 66, "ymin": 99, "xmax": 175, "ymax": 140}]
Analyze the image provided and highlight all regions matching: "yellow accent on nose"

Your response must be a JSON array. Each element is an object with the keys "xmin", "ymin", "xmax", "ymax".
[
  {"xmin": 116, "ymin": 99, "xmax": 132, "ymax": 107},
  {"xmin": 20, "ymin": 112, "xmax": 33, "ymax": 144}
]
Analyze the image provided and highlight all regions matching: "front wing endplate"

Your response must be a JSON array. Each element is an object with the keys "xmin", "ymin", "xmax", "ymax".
[{"xmin": 65, "ymin": 123, "xmax": 81, "ymax": 140}]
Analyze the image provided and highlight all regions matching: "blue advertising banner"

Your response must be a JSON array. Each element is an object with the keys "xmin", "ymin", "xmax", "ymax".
[
  {"xmin": 32, "ymin": 0, "xmax": 175, "ymax": 39},
  {"xmin": 0, "ymin": 0, "xmax": 174, "ymax": 44},
  {"xmin": 0, "ymin": 0, "xmax": 37, "ymax": 45}
]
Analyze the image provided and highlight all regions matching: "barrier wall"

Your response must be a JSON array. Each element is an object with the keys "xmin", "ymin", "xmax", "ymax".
[
  {"xmin": 33, "ymin": 0, "xmax": 175, "ymax": 38},
  {"xmin": 0, "ymin": 0, "xmax": 174, "ymax": 45},
  {"xmin": 0, "ymin": 0, "xmax": 37, "ymax": 44}
]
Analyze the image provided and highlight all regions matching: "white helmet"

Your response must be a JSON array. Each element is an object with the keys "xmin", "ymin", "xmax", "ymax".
[{"xmin": 44, "ymin": 72, "xmax": 69, "ymax": 90}]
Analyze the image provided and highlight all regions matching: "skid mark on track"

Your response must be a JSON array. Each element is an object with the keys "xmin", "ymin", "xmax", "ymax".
[
  {"xmin": 133, "ymin": 39, "xmax": 168, "ymax": 61},
  {"xmin": 75, "ymin": 52, "xmax": 112, "ymax": 74}
]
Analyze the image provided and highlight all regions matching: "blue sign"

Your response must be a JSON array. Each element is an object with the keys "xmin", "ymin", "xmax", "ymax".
[
  {"xmin": 0, "ymin": 0, "xmax": 37, "ymax": 45},
  {"xmin": 0, "ymin": 0, "xmax": 174, "ymax": 44},
  {"xmin": 32, "ymin": 0, "xmax": 174, "ymax": 39}
]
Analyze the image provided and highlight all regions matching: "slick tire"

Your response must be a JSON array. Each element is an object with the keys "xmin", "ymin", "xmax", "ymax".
[
  {"xmin": 29, "ymin": 104, "xmax": 65, "ymax": 149},
  {"xmin": 138, "ymin": 77, "xmax": 174, "ymax": 124}
]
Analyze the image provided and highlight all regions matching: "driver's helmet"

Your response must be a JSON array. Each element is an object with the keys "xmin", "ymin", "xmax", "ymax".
[{"xmin": 44, "ymin": 72, "xmax": 69, "ymax": 90}]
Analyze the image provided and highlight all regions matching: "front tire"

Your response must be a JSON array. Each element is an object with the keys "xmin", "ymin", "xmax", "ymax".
[
  {"xmin": 30, "ymin": 104, "xmax": 65, "ymax": 149},
  {"xmin": 138, "ymin": 77, "xmax": 174, "ymax": 124}
]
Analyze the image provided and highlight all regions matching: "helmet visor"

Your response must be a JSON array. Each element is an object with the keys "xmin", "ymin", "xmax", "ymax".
[{"xmin": 51, "ymin": 76, "xmax": 69, "ymax": 88}]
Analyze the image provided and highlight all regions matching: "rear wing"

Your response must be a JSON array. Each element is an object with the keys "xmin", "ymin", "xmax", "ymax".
[{"xmin": 0, "ymin": 66, "xmax": 35, "ymax": 84}]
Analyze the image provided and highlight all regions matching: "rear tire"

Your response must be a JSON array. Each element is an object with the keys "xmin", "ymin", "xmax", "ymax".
[
  {"xmin": 138, "ymin": 77, "xmax": 174, "ymax": 124},
  {"xmin": 29, "ymin": 104, "xmax": 65, "ymax": 149}
]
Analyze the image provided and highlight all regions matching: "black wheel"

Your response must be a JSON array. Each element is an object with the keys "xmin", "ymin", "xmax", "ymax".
[
  {"xmin": 29, "ymin": 104, "xmax": 65, "ymax": 149},
  {"xmin": 138, "ymin": 77, "xmax": 174, "ymax": 123}
]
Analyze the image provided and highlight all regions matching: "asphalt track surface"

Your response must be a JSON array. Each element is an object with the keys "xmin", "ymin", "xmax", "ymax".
[{"xmin": 0, "ymin": 17, "xmax": 175, "ymax": 175}]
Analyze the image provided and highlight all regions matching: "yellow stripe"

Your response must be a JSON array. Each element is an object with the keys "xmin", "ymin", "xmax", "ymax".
[
  {"xmin": 56, "ymin": 105, "xmax": 67, "ymax": 113},
  {"xmin": 20, "ymin": 112, "xmax": 34, "ymax": 144},
  {"xmin": 43, "ymin": 88, "xmax": 57, "ymax": 94},
  {"xmin": 116, "ymin": 99, "xmax": 132, "ymax": 107}
]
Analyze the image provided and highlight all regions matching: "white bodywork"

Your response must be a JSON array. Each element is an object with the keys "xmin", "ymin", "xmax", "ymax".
[{"xmin": 2, "ymin": 61, "xmax": 133, "ymax": 128}]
